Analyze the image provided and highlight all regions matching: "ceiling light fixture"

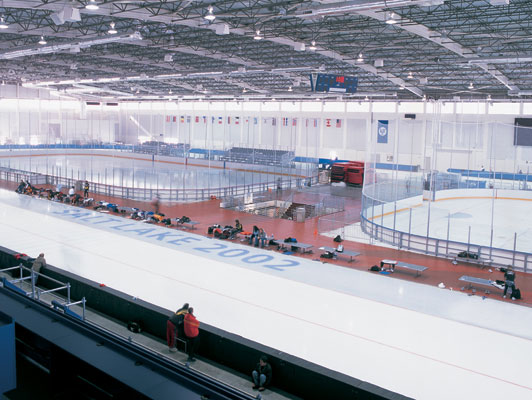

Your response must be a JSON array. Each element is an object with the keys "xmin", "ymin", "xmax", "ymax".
[
  {"xmin": 288, "ymin": 86, "xmax": 293, "ymax": 92},
  {"xmin": 407, "ymin": 71, "xmax": 413, "ymax": 79},
  {"xmin": 357, "ymin": 53, "xmax": 364, "ymax": 62},
  {"xmin": 254, "ymin": 30, "xmax": 263, "ymax": 40},
  {"xmin": 38, "ymin": 36, "xmax": 47, "ymax": 45},
  {"xmin": 204, "ymin": 6, "xmax": 216, "ymax": 21},
  {"xmin": 309, "ymin": 41, "xmax": 317, "ymax": 51},
  {"xmin": 468, "ymin": 82, "xmax": 474, "ymax": 89},
  {"xmin": 385, "ymin": 11, "xmax": 399, "ymax": 24},
  {"xmin": 86, "ymin": 0, "xmax": 99, "ymax": 10},
  {"xmin": 108, "ymin": 22, "xmax": 117, "ymax": 34},
  {"xmin": 0, "ymin": 16, "xmax": 8, "ymax": 29}
]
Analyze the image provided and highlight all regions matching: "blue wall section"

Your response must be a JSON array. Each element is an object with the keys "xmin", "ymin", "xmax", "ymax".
[{"xmin": 0, "ymin": 311, "xmax": 16, "ymax": 394}]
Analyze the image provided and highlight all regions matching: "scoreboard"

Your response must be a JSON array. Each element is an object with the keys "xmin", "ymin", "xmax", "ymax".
[{"xmin": 311, "ymin": 73, "xmax": 358, "ymax": 94}]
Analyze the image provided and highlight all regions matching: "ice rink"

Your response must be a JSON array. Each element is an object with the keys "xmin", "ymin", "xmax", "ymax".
[
  {"xmin": 364, "ymin": 189, "xmax": 532, "ymax": 253},
  {"xmin": 1, "ymin": 189, "xmax": 531, "ymax": 400},
  {"xmin": 0, "ymin": 151, "xmax": 307, "ymax": 189}
]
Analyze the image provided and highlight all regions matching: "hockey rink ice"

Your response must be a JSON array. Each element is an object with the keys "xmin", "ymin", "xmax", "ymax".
[
  {"xmin": 364, "ymin": 190, "xmax": 532, "ymax": 254},
  {"xmin": 0, "ymin": 189, "xmax": 531, "ymax": 399},
  {"xmin": 0, "ymin": 151, "xmax": 310, "ymax": 189}
]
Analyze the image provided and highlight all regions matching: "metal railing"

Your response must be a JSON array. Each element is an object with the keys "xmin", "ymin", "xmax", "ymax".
[
  {"xmin": 0, "ymin": 166, "xmax": 319, "ymax": 203},
  {"xmin": 0, "ymin": 264, "xmax": 86, "ymax": 319},
  {"xmin": 359, "ymin": 211, "xmax": 530, "ymax": 273}
]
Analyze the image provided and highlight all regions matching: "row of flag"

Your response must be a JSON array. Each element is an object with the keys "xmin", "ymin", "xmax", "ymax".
[{"xmin": 164, "ymin": 116, "xmax": 342, "ymax": 128}]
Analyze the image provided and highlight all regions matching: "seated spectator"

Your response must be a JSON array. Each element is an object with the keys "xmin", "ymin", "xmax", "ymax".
[
  {"xmin": 257, "ymin": 228, "xmax": 267, "ymax": 248},
  {"xmin": 235, "ymin": 219, "xmax": 243, "ymax": 233},
  {"xmin": 249, "ymin": 225, "xmax": 259, "ymax": 245},
  {"xmin": 68, "ymin": 186, "xmax": 75, "ymax": 198},
  {"xmin": 252, "ymin": 355, "xmax": 272, "ymax": 392}
]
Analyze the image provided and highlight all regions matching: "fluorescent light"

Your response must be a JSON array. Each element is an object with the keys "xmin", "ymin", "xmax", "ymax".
[
  {"xmin": 308, "ymin": 41, "xmax": 317, "ymax": 51},
  {"xmin": 385, "ymin": 11, "xmax": 399, "ymax": 24},
  {"xmin": 204, "ymin": 6, "xmax": 216, "ymax": 21},
  {"xmin": 108, "ymin": 22, "xmax": 117, "ymax": 35},
  {"xmin": 254, "ymin": 30, "xmax": 262, "ymax": 40},
  {"xmin": 0, "ymin": 16, "xmax": 8, "ymax": 29},
  {"xmin": 38, "ymin": 36, "xmax": 47, "ymax": 45},
  {"xmin": 86, "ymin": 0, "xmax": 99, "ymax": 10}
]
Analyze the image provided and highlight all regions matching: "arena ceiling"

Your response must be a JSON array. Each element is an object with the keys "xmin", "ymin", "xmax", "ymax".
[{"xmin": 1, "ymin": 0, "xmax": 532, "ymax": 101}]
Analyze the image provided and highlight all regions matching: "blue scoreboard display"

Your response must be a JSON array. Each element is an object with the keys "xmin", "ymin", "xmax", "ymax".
[{"xmin": 311, "ymin": 73, "xmax": 358, "ymax": 94}]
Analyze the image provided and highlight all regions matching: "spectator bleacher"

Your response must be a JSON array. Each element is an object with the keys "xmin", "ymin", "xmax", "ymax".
[{"xmin": 220, "ymin": 147, "xmax": 295, "ymax": 167}]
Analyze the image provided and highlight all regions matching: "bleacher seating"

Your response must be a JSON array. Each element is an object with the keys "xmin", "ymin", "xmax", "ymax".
[
  {"xmin": 134, "ymin": 142, "xmax": 190, "ymax": 157},
  {"xmin": 220, "ymin": 147, "xmax": 295, "ymax": 167}
]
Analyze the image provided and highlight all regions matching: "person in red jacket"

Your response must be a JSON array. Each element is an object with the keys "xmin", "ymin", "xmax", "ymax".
[{"xmin": 184, "ymin": 307, "xmax": 200, "ymax": 361}]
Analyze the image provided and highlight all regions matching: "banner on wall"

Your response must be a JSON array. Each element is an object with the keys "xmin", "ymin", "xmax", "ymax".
[{"xmin": 377, "ymin": 120, "xmax": 389, "ymax": 144}]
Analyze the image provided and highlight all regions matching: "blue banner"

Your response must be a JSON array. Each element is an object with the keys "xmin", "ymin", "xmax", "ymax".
[{"xmin": 377, "ymin": 120, "xmax": 388, "ymax": 144}]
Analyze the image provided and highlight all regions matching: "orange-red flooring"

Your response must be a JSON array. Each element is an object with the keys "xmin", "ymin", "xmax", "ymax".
[{"xmin": 3, "ymin": 178, "xmax": 530, "ymax": 308}]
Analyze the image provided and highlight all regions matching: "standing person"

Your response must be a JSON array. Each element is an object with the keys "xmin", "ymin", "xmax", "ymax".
[
  {"xmin": 32, "ymin": 253, "xmax": 46, "ymax": 285},
  {"xmin": 252, "ymin": 355, "xmax": 272, "ymax": 392},
  {"xmin": 503, "ymin": 266, "xmax": 516, "ymax": 299},
  {"xmin": 83, "ymin": 180, "xmax": 90, "ymax": 198},
  {"xmin": 184, "ymin": 307, "xmax": 200, "ymax": 361},
  {"xmin": 166, "ymin": 303, "xmax": 189, "ymax": 352},
  {"xmin": 151, "ymin": 194, "xmax": 161, "ymax": 214}
]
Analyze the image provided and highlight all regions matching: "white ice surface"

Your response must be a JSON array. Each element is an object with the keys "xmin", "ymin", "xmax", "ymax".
[{"xmin": 1, "ymin": 189, "xmax": 531, "ymax": 400}]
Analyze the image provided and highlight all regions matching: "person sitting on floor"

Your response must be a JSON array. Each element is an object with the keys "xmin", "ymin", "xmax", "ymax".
[
  {"xmin": 257, "ymin": 228, "xmax": 267, "ymax": 248},
  {"xmin": 249, "ymin": 225, "xmax": 259, "ymax": 245},
  {"xmin": 252, "ymin": 355, "xmax": 272, "ymax": 392}
]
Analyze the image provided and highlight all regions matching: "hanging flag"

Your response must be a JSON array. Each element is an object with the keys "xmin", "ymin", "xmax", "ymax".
[
  {"xmin": 305, "ymin": 118, "xmax": 308, "ymax": 127},
  {"xmin": 326, "ymin": 118, "xmax": 331, "ymax": 127},
  {"xmin": 218, "ymin": 116, "xmax": 223, "ymax": 124},
  {"xmin": 235, "ymin": 116, "xmax": 240, "ymax": 125},
  {"xmin": 377, "ymin": 120, "xmax": 389, "ymax": 144},
  {"xmin": 253, "ymin": 117, "xmax": 258, "ymax": 125},
  {"xmin": 336, "ymin": 119, "xmax": 342, "ymax": 128},
  {"xmin": 314, "ymin": 119, "xmax": 318, "ymax": 128},
  {"xmin": 227, "ymin": 116, "xmax": 231, "ymax": 124},
  {"xmin": 203, "ymin": 116, "xmax": 207, "ymax": 124},
  {"xmin": 180, "ymin": 116, "xmax": 184, "ymax": 123},
  {"xmin": 282, "ymin": 117, "xmax": 287, "ymax": 126},
  {"xmin": 292, "ymin": 118, "xmax": 297, "ymax": 127},
  {"xmin": 195, "ymin": 116, "xmax": 199, "ymax": 123},
  {"xmin": 166, "ymin": 115, "xmax": 170, "ymax": 123},
  {"xmin": 211, "ymin": 116, "xmax": 215, "ymax": 124},
  {"xmin": 186, "ymin": 116, "xmax": 191, "ymax": 123},
  {"xmin": 272, "ymin": 117, "xmax": 276, "ymax": 126},
  {"xmin": 172, "ymin": 116, "xmax": 176, "ymax": 123},
  {"xmin": 245, "ymin": 117, "xmax": 249, "ymax": 124}
]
